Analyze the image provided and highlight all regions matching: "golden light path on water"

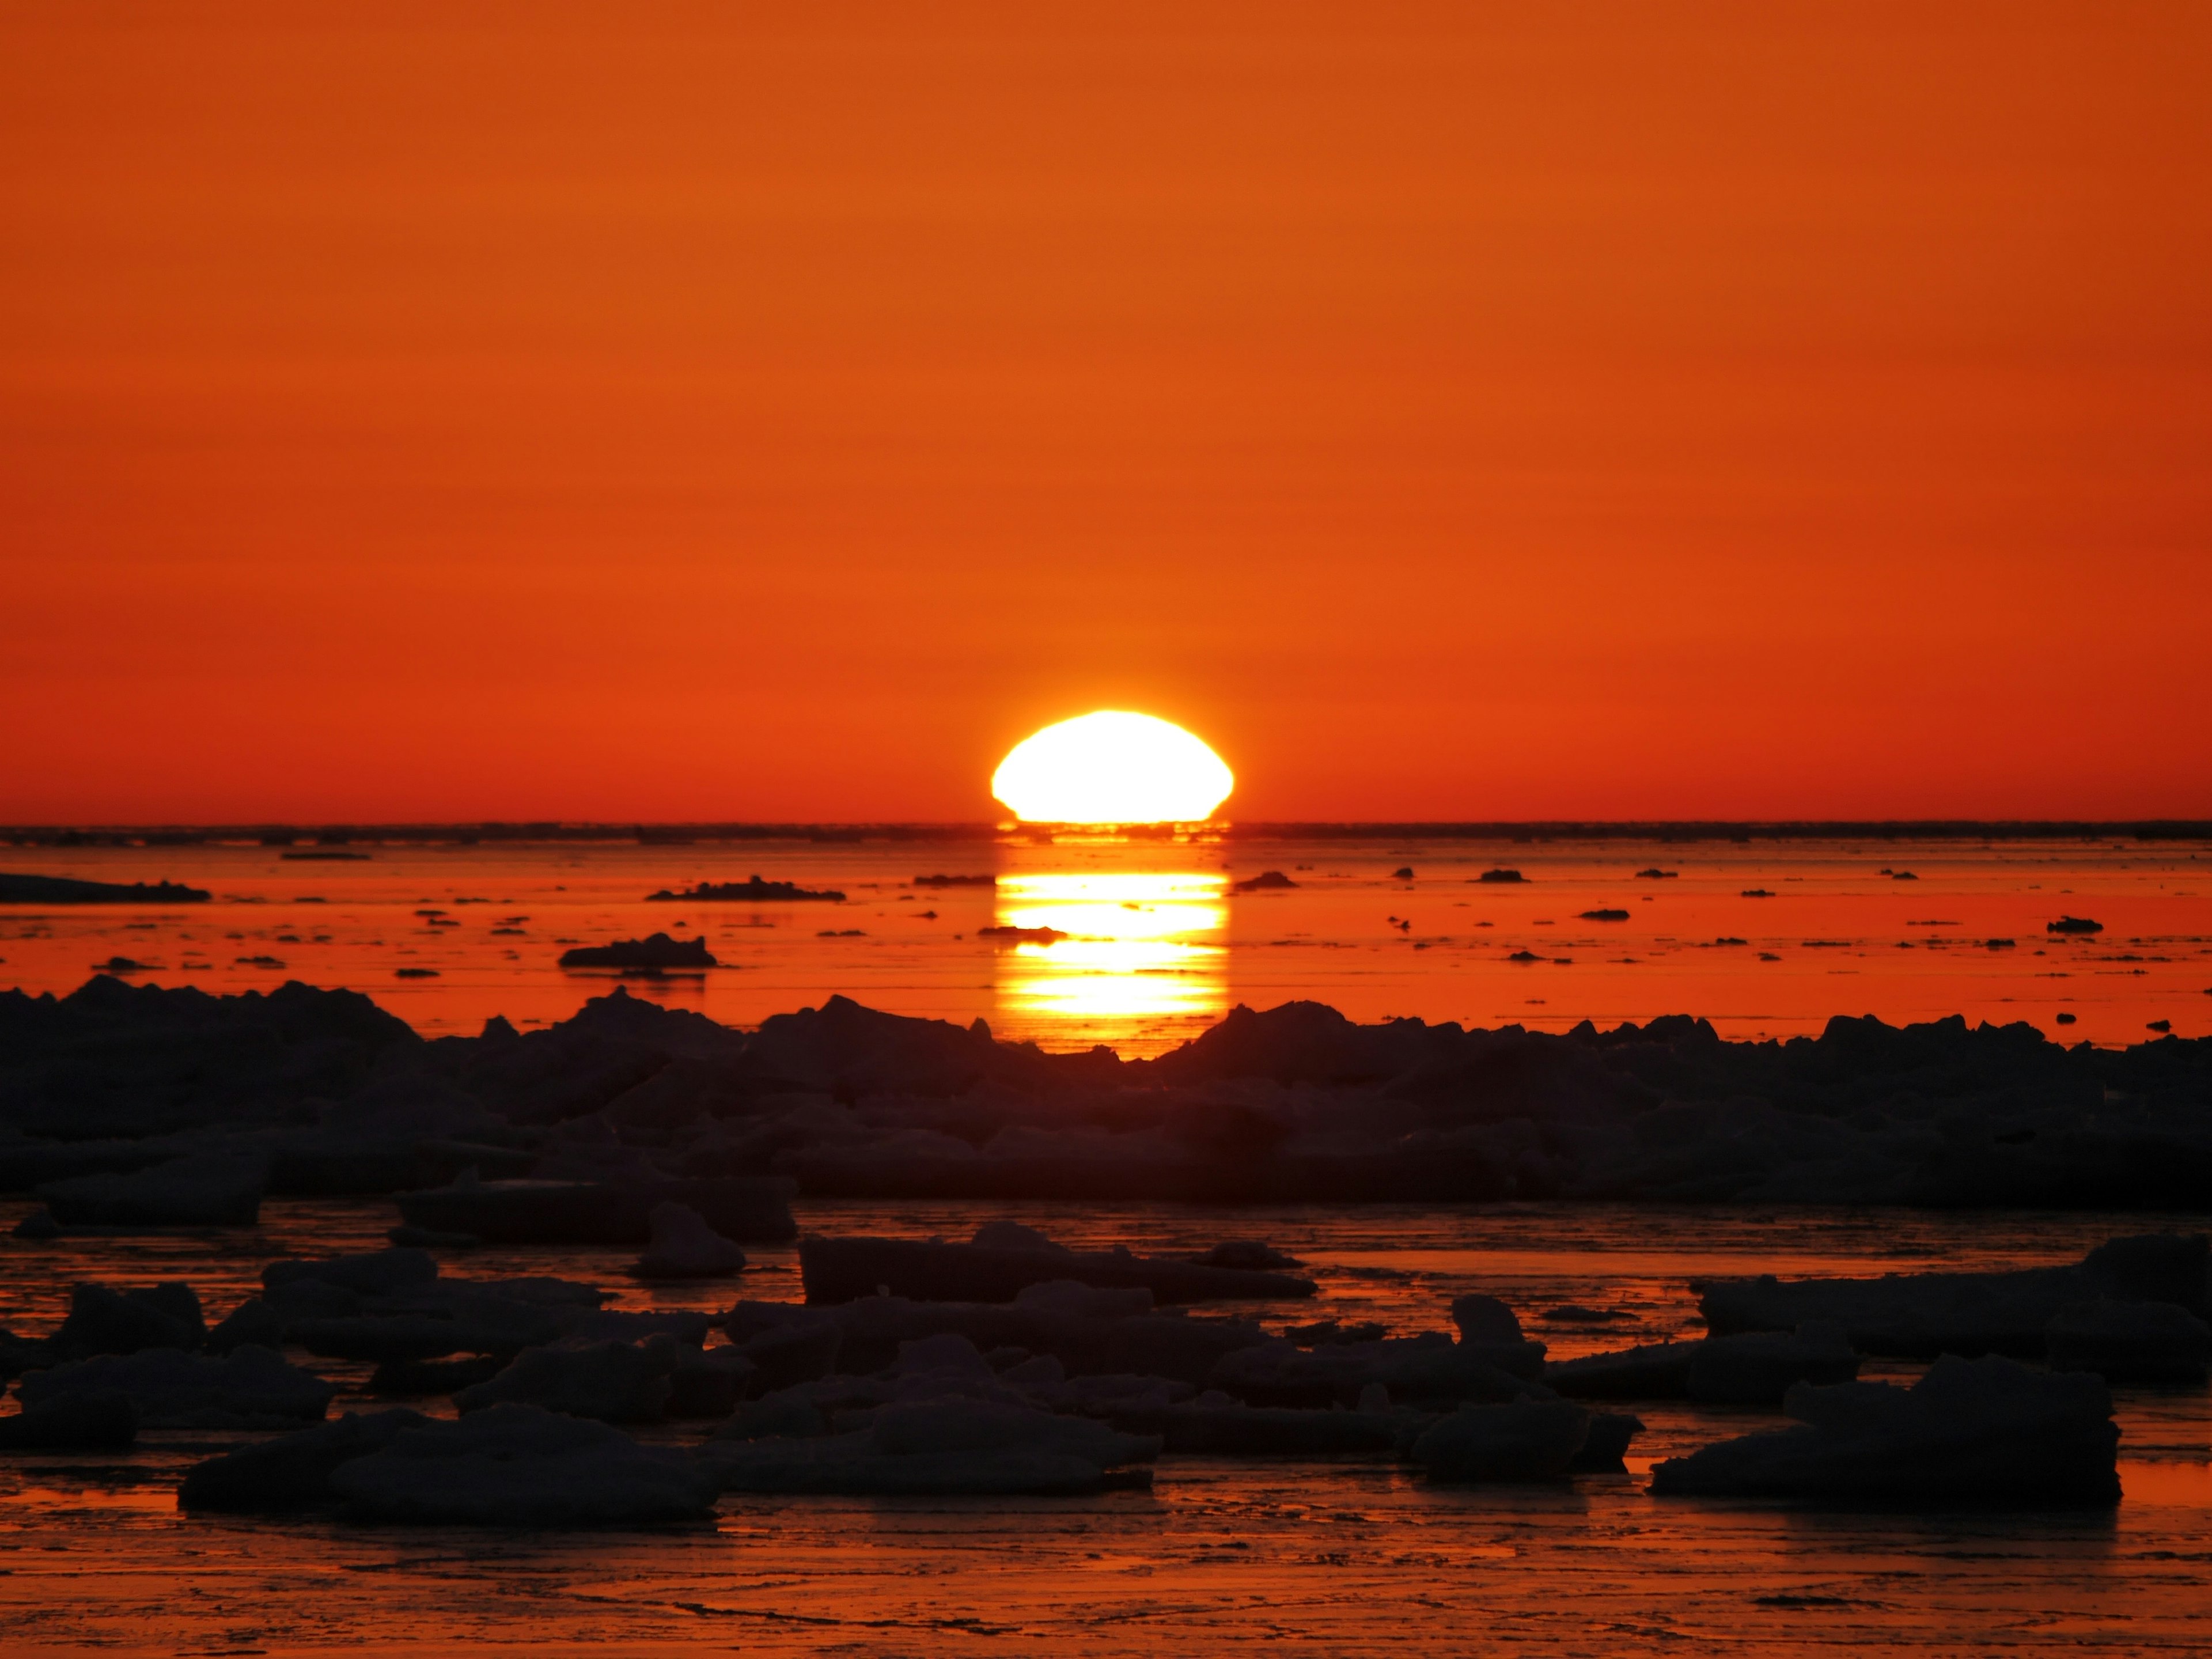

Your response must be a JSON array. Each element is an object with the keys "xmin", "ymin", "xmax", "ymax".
[{"xmin": 990, "ymin": 869, "xmax": 1228, "ymax": 1049}]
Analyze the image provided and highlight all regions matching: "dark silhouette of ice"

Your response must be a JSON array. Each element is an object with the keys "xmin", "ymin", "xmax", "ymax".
[
  {"xmin": 51, "ymin": 1282, "xmax": 204, "ymax": 1359},
  {"xmin": 628, "ymin": 1201, "xmax": 746, "ymax": 1278},
  {"xmin": 1233, "ymin": 870, "xmax": 1299, "ymax": 892},
  {"xmin": 1700, "ymin": 1234, "xmax": 2208, "ymax": 1357},
  {"xmin": 2044, "ymin": 1299, "xmax": 2210, "ymax": 1382},
  {"xmin": 0, "ymin": 872, "xmax": 208, "ymax": 903},
  {"xmin": 558, "ymin": 933, "xmax": 718, "ymax": 969},
  {"xmin": 39, "ymin": 1153, "xmax": 266, "ymax": 1226},
  {"xmin": 1649, "ymin": 1356, "xmax": 2120, "ymax": 1506},
  {"xmin": 0, "ymin": 1391, "xmax": 137, "ymax": 1449},
  {"xmin": 1194, "ymin": 1238, "xmax": 1304, "ymax": 1270},
  {"xmin": 1408, "ymin": 1397, "xmax": 1593, "ymax": 1482},
  {"xmin": 454, "ymin": 1336, "xmax": 692, "ymax": 1423},
  {"xmin": 398, "ymin": 1175, "xmax": 794, "ymax": 1244},
  {"xmin": 1546, "ymin": 1339, "xmax": 1703, "ymax": 1399},
  {"xmin": 205, "ymin": 1298, "xmax": 287, "ymax": 1355},
  {"xmin": 1151, "ymin": 1400, "xmax": 1403, "ymax": 1455},
  {"xmin": 798, "ymin": 1225, "xmax": 1316, "ymax": 1305},
  {"xmin": 1211, "ymin": 1339, "xmax": 1544, "ymax": 1408},
  {"xmin": 328, "ymin": 1403, "xmax": 718, "ymax": 1524},
  {"xmin": 706, "ymin": 1400, "xmax": 1157, "ymax": 1497},
  {"xmin": 3, "ymin": 979, "xmax": 2210, "ymax": 1216},
  {"xmin": 646, "ymin": 877, "xmax": 844, "ymax": 903},
  {"xmin": 266, "ymin": 1247, "xmax": 439, "ymax": 1298},
  {"xmin": 180, "ymin": 1409, "xmax": 425, "ymax": 1510},
  {"xmin": 1683, "ymin": 1324, "xmax": 1859, "ymax": 1404},
  {"xmin": 20, "ymin": 1344, "xmax": 335, "ymax": 1429}
]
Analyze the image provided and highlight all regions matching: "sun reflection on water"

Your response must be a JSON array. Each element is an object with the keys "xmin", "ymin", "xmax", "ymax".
[{"xmin": 990, "ymin": 870, "xmax": 1227, "ymax": 1056}]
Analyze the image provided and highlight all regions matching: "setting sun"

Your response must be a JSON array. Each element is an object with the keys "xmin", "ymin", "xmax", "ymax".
[{"xmin": 991, "ymin": 711, "xmax": 1234, "ymax": 824}]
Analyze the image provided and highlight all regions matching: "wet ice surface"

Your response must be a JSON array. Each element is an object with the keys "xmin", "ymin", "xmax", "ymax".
[{"xmin": 2, "ymin": 1199, "xmax": 2208, "ymax": 1653}]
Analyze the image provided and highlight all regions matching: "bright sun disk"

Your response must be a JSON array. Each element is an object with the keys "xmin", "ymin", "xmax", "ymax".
[{"xmin": 992, "ymin": 711, "xmax": 1234, "ymax": 824}]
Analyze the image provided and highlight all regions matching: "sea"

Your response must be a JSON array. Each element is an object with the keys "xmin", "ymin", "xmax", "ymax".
[
  {"xmin": 1, "ymin": 1197, "xmax": 2208, "ymax": 1654},
  {"xmin": 3, "ymin": 830, "xmax": 2208, "ymax": 1054},
  {"xmin": 1, "ymin": 830, "xmax": 2209, "ymax": 1653}
]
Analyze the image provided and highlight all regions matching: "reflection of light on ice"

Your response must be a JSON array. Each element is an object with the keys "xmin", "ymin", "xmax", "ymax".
[{"xmin": 993, "ymin": 872, "xmax": 1226, "ymax": 1054}]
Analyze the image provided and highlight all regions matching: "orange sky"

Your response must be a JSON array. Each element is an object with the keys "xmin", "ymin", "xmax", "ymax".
[{"xmin": 3, "ymin": 1, "xmax": 2208, "ymax": 824}]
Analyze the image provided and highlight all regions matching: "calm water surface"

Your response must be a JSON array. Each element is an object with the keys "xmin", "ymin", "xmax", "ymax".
[{"xmin": 3, "ymin": 834, "xmax": 2208, "ymax": 1054}]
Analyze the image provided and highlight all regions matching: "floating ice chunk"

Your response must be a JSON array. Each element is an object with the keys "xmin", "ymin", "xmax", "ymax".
[
  {"xmin": 1210, "ymin": 1334, "xmax": 1546, "ymax": 1409},
  {"xmin": 1569, "ymin": 1411, "xmax": 1643, "ymax": 1471},
  {"xmin": 702, "ymin": 1396, "xmax": 1158, "ymax": 1496},
  {"xmin": 972, "ymin": 1220, "xmax": 1066, "ymax": 1253},
  {"xmin": 1545, "ymin": 1340, "xmax": 1702, "ymax": 1399},
  {"xmin": 1192, "ymin": 1239, "xmax": 1304, "ymax": 1270},
  {"xmin": 1013, "ymin": 1279, "xmax": 1153, "ymax": 1320},
  {"xmin": 999, "ymin": 1353, "xmax": 1067, "ymax": 1395},
  {"xmin": 870, "ymin": 1397, "xmax": 1155, "ymax": 1463},
  {"xmin": 19, "ymin": 1344, "xmax": 334, "ymax": 1430},
  {"xmin": 52, "ymin": 1282, "xmax": 204, "ymax": 1359},
  {"xmin": 890, "ymin": 1332, "xmax": 998, "ymax": 1380},
  {"xmin": 369, "ymin": 1355, "xmax": 502, "ymax": 1397},
  {"xmin": 260, "ymin": 1275, "xmax": 360, "ymax": 1322},
  {"xmin": 628, "ymin": 1202, "xmax": 747, "ymax": 1279},
  {"xmin": 204, "ymin": 1298, "xmax": 286, "ymax": 1356},
  {"xmin": 800, "ymin": 1233, "xmax": 1314, "ymax": 1306},
  {"xmin": 264, "ymin": 1248, "xmax": 438, "ymax": 1298},
  {"xmin": 1549, "ymin": 1327, "xmax": 1858, "ymax": 1407},
  {"xmin": 331, "ymin": 1403, "xmax": 718, "ymax": 1525},
  {"xmin": 456, "ymin": 1338, "xmax": 676, "ymax": 1423},
  {"xmin": 714, "ymin": 1391, "xmax": 830, "ymax": 1442},
  {"xmin": 1157, "ymin": 1403, "xmax": 1403, "ymax": 1455},
  {"xmin": 2046, "ymin": 1300, "xmax": 2211, "ymax": 1384},
  {"xmin": 397, "ymin": 1176, "xmax": 795, "ymax": 1245},
  {"xmin": 38, "ymin": 1153, "xmax": 266, "ymax": 1227},
  {"xmin": 735, "ymin": 1320, "xmax": 844, "ymax": 1391},
  {"xmin": 433, "ymin": 1289, "xmax": 585, "ymax": 1355},
  {"xmin": 287, "ymin": 1316, "xmax": 475, "ymax": 1363},
  {"xmin": 180, "ymin": 1410, "xmax": 427, "ymax": 1510},
  {"xmin": 662, "ymin": 1340, "xmax": 757, "ymax": 1419},
  {"xmin": 1687, "ymin": 1323, "xmax": 1859, "ymax": 1406},
  {"xmin": 1408, "ymin": 1398, "xmax": 1592, "ymax": 1482},
  {"xmin": 0, "ymin": 1331, "xmax": 54, "ymax": 1380},
  {"xmin": 0, "ymin": 1392, "xmax": 137, "ymax": 1450},
  {"xmin": 562, "ymin": 1309, "xmax": 715, "ymax": 1346},
  {"xmin": 1450, "ymin": 1294, "xmax": 1525, "ymax": 1344},
  {"xmin": 1700, "ymin": 1234, "xmax": 2209, "ymax": 1358},
  {"xmin": 1649, "ymin": 1354, "xmax": 2120, "ymax": 1506},
  {"xmin": 723, "ymin": 1293, "xmax": 1271, "ymax": 1387},
  {"xmin": 1064, "ymin": 1372, "xmax": 1192, "ymax": 1417}
]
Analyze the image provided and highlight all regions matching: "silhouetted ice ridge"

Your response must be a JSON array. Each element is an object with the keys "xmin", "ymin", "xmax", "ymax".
[{"xmin": 3, "ymin": 978, "xmax": 2211, "ymax": 1212}]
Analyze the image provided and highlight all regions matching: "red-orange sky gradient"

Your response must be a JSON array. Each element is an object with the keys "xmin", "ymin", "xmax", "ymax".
[{"xmin": 3, "ymin": 2, "xmax": 2209, "ymax": 824}]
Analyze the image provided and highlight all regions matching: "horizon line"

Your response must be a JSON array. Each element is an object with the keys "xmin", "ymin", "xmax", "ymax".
[{"xmin": 6, "ymin": 818, "xmax": 2209, "ymax": 846}]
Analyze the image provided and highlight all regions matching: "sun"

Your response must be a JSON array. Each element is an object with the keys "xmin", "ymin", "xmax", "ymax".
[{"xmin": 992, "ymin": 711, "xmax": 1234, "ymax": 825}]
